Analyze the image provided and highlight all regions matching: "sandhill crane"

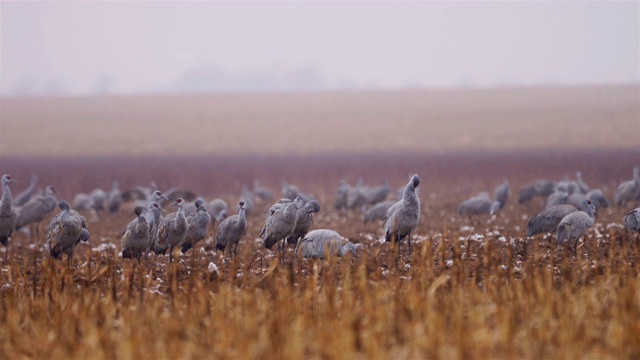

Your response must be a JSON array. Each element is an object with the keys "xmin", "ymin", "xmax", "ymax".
[
  {"xmin": 90, "ymin": 188, "xmax": 107, "ymax": 212},
  {"xmin": 555, "ymin": 176, "xmax": 578, "ymax": 194},
  {"xmin": 587, "ymin": 189, "xmax": 610, "ymax": 209},
  {"xmin": 457, "ymin": 193, "xmax": 501, "ymax": 216},
  {"xmin": 334, "ymin": 180, "xmax": 350, "ymax": 210},
  {"xmin": 14, "ymin": 175, "xmax": 39, "ymax": 207},
  {"xmin": 121, "ymin": 181, "xmax": 157, "ymax": 202},
  {"xmin": 567, "ymin": 192, "xmax": 588, "ymax": 209},
  {"xmin": 0, "ymin": 175, "xmax": 18, "ymax": 246},
  {"xmin": 624, "ymin": 208, "xmax": 640, "ymax": 232},
  {"xmin": 575, "ymin": 171, "xmax": 590, "ymax": 194},
  {"xmin": 614, "ymin": 166, "xmax": 640, "ymax": 207},
  {"xmin": 15, "ymin": 185, "xmax": 58, "ymax": 239},
  {"xmin": 47, "ymin": 201, "xmax": 90, "ymax": 265},
  {"xmin": 215, "ymin": 201, "xmax": 247, "ymax": 257},
  {"xmin": 180, "ymin": 199, "xmax": 211, "ymax": 254},
  {"xmin": 121, "ymin": 205, "xmax": 150, "ymax": 261},
  {"xmin": 156, "ymin": 198, "xmax": 187, "ymax": 262},
  {"xmin": 262, "ymin": 196, "xmax": 301, "ymax": 262},
  {"xmin": 294, "ymin": 229, "xmax": 358, "ymax": 259},
  {"xmin": 527, "ymin": 199, "xmax": 592, "ymax": 237},
  {"xmin": 557, "ymin": 201, "xmax": 597, "ymax": 253},
  {"xmin": 364, "ymin": 180, "xmax": 391, "ymax": 205},
  {"xmin": 108, "ymin": 181, "xmax": 122, "ymax": 213},
  {"xmin": 184, "ymin": 197, "xmax": 205, "ymax": 216},
  {"xmin": 282, "ymin": 182, "xmax": 302, "ymax": 201},
  {"xmin": 145, "ymin": 202, "xmax": 165, "ymax": 258},
  {"xmin": 208, "ymin": 198, "xmax": 228, "ymax": 223},
  {"xmin": 545, "ymin": 191, "xmax": 569, "ymax": 209},
  {"xmin": 384, "ymin": 174, "xmax": 420, "ymax": 256},
  {"xmin": 346, "ymin": 178, "xmax": 367, "ymax": 209},
  {"xmin": 73, "ymin": 193, "xmax": 94, "ymax": 211},
  {"xmin": 493, "ymin": 180, "xmax": 509, "ymax": 209},
  {"xmin": 518, "ymin": 179, "xmax": 554, "ymax": 204},
  {"xmin": 286, "ymin": 200, "xmax": 321, "ymax": 246},
  {"xmin": 253, "ymin": 180, "xmax": 274, "ymax": 201},
  {"xmin": 363, "ymin": 200, "xmax": 396, "ymax": 224}
]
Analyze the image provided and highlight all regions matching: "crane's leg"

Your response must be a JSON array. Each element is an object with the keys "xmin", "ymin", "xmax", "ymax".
[
  {"xmin": 408, "ymin": 232, "xmax": 413, "ymax": 257},
  {"xmin": 234, "ymin": 243, "xmax": 238, "ymax": 258},
  {"xmin": 573, "ymin": 236, "xmax": 580, "ymax": 254}
]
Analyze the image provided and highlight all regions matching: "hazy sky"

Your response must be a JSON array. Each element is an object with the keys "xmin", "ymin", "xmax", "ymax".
[{"xmin": 1, "ymin": 1, "xmax": 638, "ymax": 95}]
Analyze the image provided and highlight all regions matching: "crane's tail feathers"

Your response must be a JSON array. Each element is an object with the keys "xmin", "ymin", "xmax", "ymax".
[
  {"xmin": 122, "ymin": 249, "xmax": 134, "ymax": 259},
  {"xmin": 181, "ymin": 242, "xmax": 193, "ymax": 254},
  {"xmin": 264, "ymin": 236, "xmax": 278, "ymax": 249},
  {"xmin": 0, "ymin": 235, "xmax": 8, "ymax": 246},
  {"xmin": 286, "ymin": 235, "xmax": 297, "ymax": 245},
  {"xmin": 49, "ymin": 245, "xmax": 62, "ymax": 259},
  {"xmin": 215, "ymin": 243, "xmax": 226, "ymax": 252}
]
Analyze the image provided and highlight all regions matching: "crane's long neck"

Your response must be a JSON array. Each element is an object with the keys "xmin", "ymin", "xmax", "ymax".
[
  {"xmin": 403, "ymin": 183, "xmax": 418, "ymax": 206},
  {"xmin": 1, "ymin": 181, "xmax": 13, "ymax": 211},
  {"xmin": 175, "ymin": 207, "xmax": 185, "ymax": 224},
  {"xmin": 238, "ymin": 208, "xmax": 246, "ymax": 227},
  {"xmin": 24, "ymin": 179, "xmax": 37, "ymax": 196}
]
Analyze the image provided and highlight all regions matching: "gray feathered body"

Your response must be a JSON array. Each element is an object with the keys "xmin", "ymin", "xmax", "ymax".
[
  {"xmin": 263, "ymin": 199, "xmax": 299, "ymax": 249},
  {"xmin": 385, "ymin": 175, "xmax": 420, "ymax": 243},
  {"xmin": 364, "ymin": 200, "xmax": 396, "ymax": 224},
  {"xmin": 587, "ymin": 189, "xmax": 610, "ymax": 209},
  {"xmin": 334, "ymin": 180, "xmax": 350, "ymax": 210},
  {"xmin": 121, "ymin": 206, "xmax": 150, "ymax": 260},
  {"xmin": 208, "ymin": 199, "xmax": 228, "ymax": 223},
  {"xmin": 557, "ymin": 203, "xmax": 596, "ymax": 246},
  {"xmin": 0, "ymin": 176, "xmax": 17, "ymax": 245},
  {"xmin": 14, "ymin": 175, "xmax": 39, "ymax": 207},
  {"xmin": 15, "ymin": 186, "xmax": 57, "ymax": 229},
  {"xmin": 181, "ymin": 203, "xmax": 212, "ymax": 253},
  {"xmin": 295, "ymin": 229, "xmax": 358, "ymax": 259},
  {"xmin": 493, "ymin": 180, "xmax": 509, "ymax": 209},
  {"xmin": 614, "ymin": 167, "xmax": 640, "ymax": 207},
  {"xmin": 457, "ymin": 193, "xmax": 499, "ymax": 216},
  {"xmin": 545, "ymin": 191, "xmax": 569, "ymax": 209},
  {"xmin": 108, "ymin": 182, "xmax": 122, "ymax": 213},
  {"xmin": 156, "ymin": 202, "xmax": 187, "ymax": 256},
  {"xmin": 527, "ymin": 201, "xmax": 590, "ymax": 237},
  {"xmin": 215, "ymin": 203, "xmax": 247, "ymax": 256},
  {"xmin": 346, "ymin": 179, "xmax": 367, "ymax": 209},
  {"xmin": 286, "ymin": 200, "xmax": 321, "ymax": 245},
  {"xmin": 253, "ymin": 180, "xmax": 274, "ymax": 201},
  {"xmin": 364, "ymin": 181, "xmax": 391, "ymax": 205},
  {"xmin": 47, "ymin": 201, "xmax": 89, "ymax": 259},
  {"xmin": 624, "ymin": 208, "xmax": 640, "ymax": 232}
]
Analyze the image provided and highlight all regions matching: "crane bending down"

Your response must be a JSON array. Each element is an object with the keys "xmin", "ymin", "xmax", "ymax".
[
  {"xmin": 384, "ymin": 174, "xmax": 420, "ymax": 256},
  {"xmin": 557, "ymin": 200, "xmax": 597, "ymax": 253},
  {"xmin": 294, "ymin": 229, "xmax": 358, "ymax": 259}
]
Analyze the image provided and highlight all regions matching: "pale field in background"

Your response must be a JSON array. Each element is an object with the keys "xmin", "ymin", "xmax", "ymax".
[{"xmin": 1, "ymin": 84, "xmax": 638, "ymax": 157}]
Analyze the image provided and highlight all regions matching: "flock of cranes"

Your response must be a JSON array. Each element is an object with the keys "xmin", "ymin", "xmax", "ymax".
[{"xmin": 1, "ymin": 166, "xmax": 640, "ymax": 266}]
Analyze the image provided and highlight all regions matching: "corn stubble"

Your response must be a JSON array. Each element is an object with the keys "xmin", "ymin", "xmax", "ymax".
[{"xmin": 1, "ymin": 216, "xmax": 638, "ymax": 359}]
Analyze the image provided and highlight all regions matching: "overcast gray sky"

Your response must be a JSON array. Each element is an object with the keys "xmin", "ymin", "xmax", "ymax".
[{"xmin": 1, "ymin": 1, "xmax": 638, "ymax": 95}]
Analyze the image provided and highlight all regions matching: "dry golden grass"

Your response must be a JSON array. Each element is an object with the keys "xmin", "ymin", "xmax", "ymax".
[
  {"xmin": 1, "ymin": 158, "xmax": 639, "ymax": 359},
  {"xmin": 1, "ymin": 84, "xmax": 638, "ymax": 157}
]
